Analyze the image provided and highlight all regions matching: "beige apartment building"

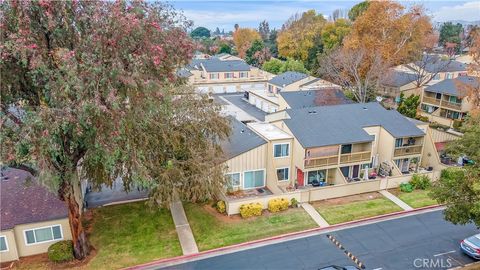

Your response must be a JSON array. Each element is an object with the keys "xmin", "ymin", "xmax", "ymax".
[
  {"xmin": 0, "ymin": 168, "xmax": 72, "ymax": 263},
  {"xmin": 179, "ymin": 53, "xmax": 272, "ymax": 94},
  {"xmin": 420, "ymin": 76, "xmax": 478, "ymax": 127},
  {"xmin": 220, "ymin": 103, "xmax": 443, "ymax": 215}
]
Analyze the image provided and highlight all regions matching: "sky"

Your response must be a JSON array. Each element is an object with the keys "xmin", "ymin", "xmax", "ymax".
[{"xmin": 168, "ymin": 0, "xmax": 480, "ymax": 31}]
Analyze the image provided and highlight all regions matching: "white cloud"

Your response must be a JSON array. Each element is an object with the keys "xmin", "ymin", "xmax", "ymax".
[{"xmin": 432, "ymin": 1, "xmax": 480, "ymax": 22}]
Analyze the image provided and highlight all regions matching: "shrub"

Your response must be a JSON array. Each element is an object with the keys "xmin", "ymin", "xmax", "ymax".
[
  {"xmin": 290, "ymin": 198, "xmax": 299, "ymax": 208},
  {"xmin": 409, "ymin": 174, "xmax": 431, "ymax": 190},
  {"xmin": 216, "ymin": 200, "xmax": 226, "ymax": 214},
  {"xmin": 268, "ymin": 198, "xmax": 289, "ymax": 213},
  {"xmin": 400, "ymin": 182, "xmax": 414, "ymax": 193},
  {"xmin": 452, "ymin": 120, "xmax": 463, "ymax": 131},
  {"xmin": 239, "ymin": 202, "xmax": 262, "ymax": 218},
  {"xmin": 48, "ymin": 240, "xmax": 74, "ymax": 262}
]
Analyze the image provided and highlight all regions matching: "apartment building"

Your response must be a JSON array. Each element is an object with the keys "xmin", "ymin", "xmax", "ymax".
[
  {"xmin": 420, "ymin": 76, "xmax": 478, "ymax": 127},
  {"xmin": 247, "ymin": 71, "xmax": 341, "ymax": 113},
  {"xmin": 221, "ymin": 103, "xmax": 437, "ymax": 193},
  {"xmin": 379, "ymin": 70, "xmax": 419, "ymax": 99},
  {"xmin": 179, "ymin": 54, "xmax": 271, "ymax": 94}
]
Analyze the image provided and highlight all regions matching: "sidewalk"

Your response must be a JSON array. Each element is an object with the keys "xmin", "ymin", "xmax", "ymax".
[
  {"xmin": 379, "ymin": 190, "xmax": 414, "ymax": 210},
  {"xmin": 170, "ymin": 201, "xmax": 199, "ymax": 255},
  {"xmin": 301, "ymin": 203, "xmax": 330, "ymax": 227}
]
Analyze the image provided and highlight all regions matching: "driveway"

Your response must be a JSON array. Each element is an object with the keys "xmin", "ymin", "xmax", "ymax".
[{"xmin": 157, "ymin": 210, "xmax": 478, "ymax": 270}]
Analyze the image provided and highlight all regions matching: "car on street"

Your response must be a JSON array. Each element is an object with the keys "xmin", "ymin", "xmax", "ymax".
[
  {"xmin": 460, "ymin": 233, "xmax": 480, "ymax": 260},
  {"xmin": 318, "ymin": 266, "xmax": 360, "ymax": 270}
]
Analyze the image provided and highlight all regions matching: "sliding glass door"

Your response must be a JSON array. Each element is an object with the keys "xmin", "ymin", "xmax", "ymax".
[{"xmin": 243, "ymin": 170, "xmax": 265, "ymax": 189}]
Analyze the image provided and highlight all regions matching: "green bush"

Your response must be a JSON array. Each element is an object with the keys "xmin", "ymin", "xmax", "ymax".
[
  {"xmin": 216, "ymin": 200, "xmax": 226, "ymax": 214},
  {"xmin": 452, "ymin": 120, "xmax": 463, "ymax": 131},
  {"xmin": 47, "ymin": 240, "xmax": 74, "ymax": 262},
  {"xmin": 239, "ymin": 202, "xmax": 262, "ymax": 218},
  {"xmin": 290, "ymin": 198, "xmax": 299, "ymax": 208},
  {"xmin": 409, "ymin": 174, "xmax": 431, "ymax": 190},
  {"xmin": 400, "ymin": 183, "xmax": 414, "ymax": 193},
  {"xmin": 415, "ymin": 115, "xmax": 429, "ymax": 122},
  {"xmin": 268, "ymin": 198, "xmax": 289, "ymax": 213}
]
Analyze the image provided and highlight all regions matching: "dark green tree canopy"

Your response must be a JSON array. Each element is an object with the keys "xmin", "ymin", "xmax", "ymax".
[
  {"xmin": 397, "ymin": 93, "xmax": 420, "ymax": 118},
  {"xmin": 439, "ymin": 22, "xmax": 463, "ymax": 53},
  {"xmin": 348, "ymin": 1, "xmax": 370, "ymax": 21},
  {"xmin": 191, "ymin": 26, "xmax": 211, "ymax": 39}
]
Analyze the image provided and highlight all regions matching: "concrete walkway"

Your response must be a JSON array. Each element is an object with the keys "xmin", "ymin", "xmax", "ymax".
[
  {"xmin": 301, "ymin": 203, "xmax": 330, "ymax": 227},
  {"xmin": 170, "ymin": 201, "xmax": 199, "ymax": 255},
  {"xmin": 379, "ymin": 190, "xmax": 414, "ymax": 210}
]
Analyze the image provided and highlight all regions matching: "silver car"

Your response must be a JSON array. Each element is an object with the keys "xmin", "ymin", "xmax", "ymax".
[{"xmin": 460, "ymin": 233, "xmax": 480, "ymax": 260}]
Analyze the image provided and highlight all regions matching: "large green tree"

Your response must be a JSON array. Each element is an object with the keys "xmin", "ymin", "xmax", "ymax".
[
  {"xmin": 262, "ymin": 58, "xmax": 284, "ymax": 74},
  {"xmin": 245, "ymin": 39, "xmax": 270, "ymax": 67},
  {"xmin": 191, "ymin": 26, "xmax": 211, "ymax": 39},
  {"xmin": 348, "ymin": 1, "xmax": 369, "ymax": 21},
  {"xmin": 397, "ymin": 93, "xmax": 420, "ymax": 118},
  {"xmin": 1, "ymin": 0, "xmax": 229, "ymax": 260},
  {"xmin": 439, "ymin": 22, "xmax": 463, "ymax": 53},
  {"xmin": 430, "ymin": 113, "xmax": 480, "ymax": 227}
]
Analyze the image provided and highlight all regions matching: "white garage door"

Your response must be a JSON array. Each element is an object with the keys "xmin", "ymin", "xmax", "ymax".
[
  {"xmin": 196, "ymin": 86, "xmax": 209, "ymax": 94},
  {"xmin": 212, "ymin": 86, "xmax": 224, "ymax": 94},
  {"xmin": 262, "ymin": 102, "xmax": 269, "ymax": 112},
  {"xmin": 249, "ymin": 96, "xmax": 256, "ymax": 105},
  {"xmin": 253, "ymin": 83, "xmax": 265, "ymax": 90},
  {"xmin": 225, "ymin": 85, "xmax": 237, "ymax": 93},
  {"xmin": 240, "ymin": 84, "xmax": 253, "ymax": 90},
  {"xmin": 255, "ymin": 99, "xmax": 262, "ymax": 110}
]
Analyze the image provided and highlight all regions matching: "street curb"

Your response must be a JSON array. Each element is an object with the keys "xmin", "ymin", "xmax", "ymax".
[{"xmin": 124, "ymin": 204, "xmax": 444, "ymax": 270}]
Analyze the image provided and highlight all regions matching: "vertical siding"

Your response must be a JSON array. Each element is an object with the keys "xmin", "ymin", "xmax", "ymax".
[
  {"xmin": 0, "ymin": 230, "xmax": 19, "ymax": 262},
  {"xmin": 225, "ymin": 144, "xmax": 267, "ymax": 173}
]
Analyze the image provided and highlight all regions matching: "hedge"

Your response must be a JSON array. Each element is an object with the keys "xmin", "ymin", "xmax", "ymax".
[
  {"xmin": 268, "ymin": 198, "xmax": 289, "ymax": 213},
  {"xmin": 239, "ymin": 202, "xmax": 262, "ymax": 218},
  {"xmin": 47, "ymin": 240, "xmax": 74, "ymax": 262}
]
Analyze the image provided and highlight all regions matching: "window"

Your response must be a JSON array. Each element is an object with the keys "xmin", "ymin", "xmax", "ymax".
[
  {"xmin": 209, "ymin": 73, "xmax": 219, "ymax": 80},
  {"xmin": 433, "ymin": 74, "xmax": 441, "ymax": 80},
  {"xmin": 226, "ymin": 173, "xmax": 240, "ymax": 187},
  {"xmin": 224, "ymin": 72, "xmax": 234, "ymax": 79},
  {"xmin": 341, "ymin": 144, "xmax": 352, "ymax": 154},
  {"xmin": 395, "ymin": 138, "xmax": 403, "ymax": 148},
  {"xmin": 239, "ymin": 72, "xmax": 248, "ymax": 78},
  {"xmin": 276, "ymin": 168, "xmax": 289, "ymax": 181},
  {"xmin": 307, "ymin": 170, "xmax": 326, "ymax": 185},
  {"xmin": 435, "ymin": 93, "xmax": 442, "ymax": 100},
  {"xmin": 340, "ymin": 166, "xmax": 350, "ymax": 177},
  {"xmin": 24, "ymin": 225, "xmax": 62, "ymax": 245},
  {"xmin": 268, "ymin": 84, "xmax": 273, "ymax": 93},
  {"xmin": 274, "ymin": 143, "xmax": 289, "ymax": 158},
  {"xmin": 243, "ymin": 170, "xmax": 265, "ymax": 189},
  {"xmin": 448, "ymin": 96, "xmax": 458, "ymax": 103},
  {"xmin": 446, "ymin": 73, "xmax": 453, "ymax": 79},
  {"xmin": 0, "ymin": 236, "xmax": 7, "ymax": 252}
]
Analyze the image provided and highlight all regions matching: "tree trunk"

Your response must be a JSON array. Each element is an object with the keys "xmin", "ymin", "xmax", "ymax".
[{"xmin": 63, "ymin": 181, "xmax": 90, "ymax": 260}]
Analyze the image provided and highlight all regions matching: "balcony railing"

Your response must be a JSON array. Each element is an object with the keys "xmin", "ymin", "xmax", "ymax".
[
  {"xmin": 422, "ymin": 96, "xmax": 441, "ymax": 106},
  {"xmin": 340, "ymin": 151, "xmax": 371, "ymax": 164},
  {"xmin": 441, "ymin": 100, "xmax": 462, "ymax": 110},
  {"xmin": 394, "ymin": 145, "xmax": 423, "ymax": 157},
  {"xmin": 304, "ymin": 151, "xmax": 371, "ymax": 169},
  {"xmin": 304, "ymin": 155, "xmax": 338, "ymax": 169},
  {"xmin": 193, "ymin": 76, "xmax": 268, "ymax": 84}
]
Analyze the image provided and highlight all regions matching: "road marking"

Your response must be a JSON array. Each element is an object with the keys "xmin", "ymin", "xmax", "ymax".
[
  {"xmin": 372, "ymin": 268, "xmax": 383, "ymax": 270},
  {"xmin": 326, "ymin": 234, "xmax": 366, "ymax": 269},
  {"xmin": 434, "ymin": 250, "xmax": 456, "ymax": 257}
]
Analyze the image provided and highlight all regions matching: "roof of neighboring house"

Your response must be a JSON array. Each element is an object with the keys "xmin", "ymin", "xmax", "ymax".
[
  {"xmin": 176, "ymin": 68, "xmax": 193, "ymax": 78},
  {"xmin": 424, "ymin": 76, "xmax": 479, "ymax": 97},
  {"xmin": 268, "ymin": 71, "xmax": 309, "ymax": 87},
  {"xmin": 201, "ymin": 58, "xmax": 251, "ymax": 72},
  {"xmin": 411, "ymin": 55, "xmax": 468, "ymax": 73},
  {"xmin": 220, "ymin": 117, "xmax": 267, "ymax": 160},
  {"xmin": 0, "ymin": 168, "xmax": 68, "ymax": 230},
  {"xmin": 279, "ymin": 88, "xmax": 353, "ymax": 109},
  {"xmin": 283, "ymin": 102, "xmax": 425, "ymax": 148},
  {"xmin": 381, "ymin": 71, "xmax": 417, "ymax": 87}
]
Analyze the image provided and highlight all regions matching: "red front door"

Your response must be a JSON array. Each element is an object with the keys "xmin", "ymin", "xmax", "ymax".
[{"xmin": 296, "ymin": 167, "xmax": 304, "ymax": 186}]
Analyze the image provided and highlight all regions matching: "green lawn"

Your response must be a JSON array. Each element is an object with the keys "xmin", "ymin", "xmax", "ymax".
[
  {"xmin": 184, "ymin": 204, "xmax": 317, "ymax": 251},
  {"xmin": 397, "ymin": 189, "xmax": 438, "ymax": 208},
  {"xmin": 316, "ymin": 197, "xmax": 403, "ymax": 225},
  {"xmin": 86, "ymin": 201, "xmax": 182, "ymax": 270}
]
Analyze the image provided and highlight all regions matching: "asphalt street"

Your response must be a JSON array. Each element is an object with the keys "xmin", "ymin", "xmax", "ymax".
[{"xmin": 159, "ymin": 210, "xmax": 478, "ymax": 270}]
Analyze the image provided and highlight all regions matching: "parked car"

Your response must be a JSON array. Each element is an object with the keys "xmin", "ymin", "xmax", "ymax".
[
  {"xmin": 460, "ymin": 233, "xmax": 480, "ymax": 260},
  {"xmin": 318, "ymin": 266, "xmax": 360, "ymax": 270}
]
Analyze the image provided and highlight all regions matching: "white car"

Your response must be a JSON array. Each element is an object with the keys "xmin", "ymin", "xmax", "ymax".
[{"xmin": 460, "ymin": 233, "xmax": 480, "ymax": 260}]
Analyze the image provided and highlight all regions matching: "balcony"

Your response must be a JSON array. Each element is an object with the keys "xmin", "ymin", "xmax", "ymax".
[
  {"xmin": 304, "ymin": 155, "xmax": 338, "ymax": 169},
  {"xmin": 340, "ymin": 151, "xmax": 371, "ymax": 164},
  {"xmin": 193, "ymin": 76, "xmax": 268, "ymax": 84},
  {"xmin": 394, "ymin": 145, "xmax": 423, "ymax": 157},
  {"xmin": 304, "ymin": 151, "xmax": 371, "ymax": 169},
  {"xmin": 422, "ymin": 96, "xmax": 441, "ymax": 106},
  {"xmin": 441, "ymin": 100, "xmax": 462, "ymax": 110}
]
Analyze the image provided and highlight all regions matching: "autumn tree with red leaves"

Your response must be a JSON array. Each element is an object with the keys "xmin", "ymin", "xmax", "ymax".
[{"xmin": 1, "ymin": 0, "xmax": 230, "ymax": 260}]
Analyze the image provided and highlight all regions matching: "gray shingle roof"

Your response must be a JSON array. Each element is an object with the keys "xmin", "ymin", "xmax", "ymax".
[
  {"xmin": 177, "ymin": 68, "xmax": 193, "ymax": 78},
  {"xmin": 425, "ymin": 76, "xmax": 479, "ymax": 97},
  {"xmin": 283, "ymin": 102, "xmax": 425, "ymax": 148},
  {"xmin": 279, "ymin": 89, "xmax": 353, "ymax": 109},
  {"xmin": 411, "ymin": 55, "xmax": 467, "ymax": 73},
  {"xmin": 1, "ymin": 168, "xmax": 68, "ymax": 230},
  {"xmin": 381, "ymin": 71, "xmax": 417, "ymax": 87},
  {"xmin": 220, "ymin": 117, "xmax": 267, "ymax": 160},
  {"xmin": 201, "ymin": 59, "xmax": 251, "ymax": 72},
  {"xmin": 268, "ymin": 71, "xmax": 309, "ymax": 87}
]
